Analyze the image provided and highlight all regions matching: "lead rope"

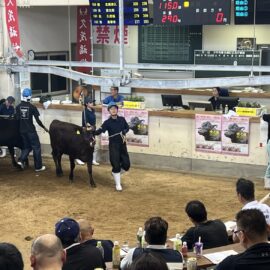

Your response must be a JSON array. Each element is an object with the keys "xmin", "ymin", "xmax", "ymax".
[{"xmin": 108, "ymin": 131, "xmax": 126, "ymax": 143}]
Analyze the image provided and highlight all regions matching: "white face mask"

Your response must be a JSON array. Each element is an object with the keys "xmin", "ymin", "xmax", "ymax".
[{"xmin": 22, "ymin": 96, "xmax": 31, "ymax": 102}]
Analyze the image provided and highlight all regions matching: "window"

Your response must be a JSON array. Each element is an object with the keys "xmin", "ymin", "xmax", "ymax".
[{"xmin": 31, "ymin": 52, "xmax": 69, "ymax": 96}]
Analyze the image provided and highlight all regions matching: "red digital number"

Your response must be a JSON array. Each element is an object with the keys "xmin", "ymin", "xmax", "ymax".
[
  {"xmin": 160, "ymin": 1, "xmax": 178, "ymax": 10},
  {"xmin": 216, "ymin": 12, "xmax": 224, "ymax": 23},
  {"xmin": 161, "ymin": 14, "xmax": 178, "ymax": 23}
]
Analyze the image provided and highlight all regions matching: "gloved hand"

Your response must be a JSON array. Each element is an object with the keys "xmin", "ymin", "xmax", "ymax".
[{"xmin": 44, "ymin": 127, "xmax": 49, "ymax": 133}]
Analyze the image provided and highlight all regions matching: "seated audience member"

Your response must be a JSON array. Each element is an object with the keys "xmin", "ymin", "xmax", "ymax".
[
  {"xmin": 103, "ymin": 86, "xmax": 124, "ymax": 105},
  {"xmin": 0, "ymin": 96, "xmax": 15, "ymax": 157},
  {"xmin": 129, "ymin": 251, "xmax": 169, "ymax": 270},
  {"xmin": 208, "ymin": 87, "xmax": 229, "ymax": 110},
  {"xmin": 78, "ymin": 219, "xmax": 113, "ymax": 262},
  {"xmin": 236, "ymin": 178, "xmax": 270, "ymax": 225},
  {"xmin": 216, "ymin": 209, "xmax": 270, "ymax": 270},
  {"xmin": 181, "ymin": 200, "xmax": 229, "ymax": 250},
  {"xmin": 120, "ymin": 216, "xmax": 182, "ymax": 270},
  {"xmin": 0, "ymin": 242, "xmax": 24, "ymax": 270},
  {"xmin": 55, "ymin": 217, "xmax": 105, "ymax": 270},
  {"xmin": 0, "ymin": 96, "xmax": 15, "ymax": 115},
  {"xmin": 30, "ymin": 234, "xmax": 65, "ymax": 270}
]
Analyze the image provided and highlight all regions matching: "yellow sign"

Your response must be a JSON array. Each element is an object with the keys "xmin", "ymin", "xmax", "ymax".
[
  {"xmin": 236, "ymin": 107, "xmax": 260, "ymax": 116},
  {"xmin": 123, "ymin": 101, "xmax": 145, "ymax": 109}
]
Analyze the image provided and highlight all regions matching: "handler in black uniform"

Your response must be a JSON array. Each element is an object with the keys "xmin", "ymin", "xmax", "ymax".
[
  {"xmin": 16, "ymin": 88, "xmax": 48, "ymax": 172},
  {"xmin": 82, "ymin": 96, "xmax": 99, "ymax": 166},
  {"xmin": 95, "ymin": 102, "xmax": 130, "ymax": 191}
]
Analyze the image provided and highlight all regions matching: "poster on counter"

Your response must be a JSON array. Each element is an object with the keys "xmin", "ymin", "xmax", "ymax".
[
  {"xmin": 101, "ymin": 107, "xmax": 149, "ymax": 147},
  {"xmin": 124, "ymin": 109, "xmax": 149, "ymax": 146},
  {"xmin": 195, "ymin": 114, "xmax": 222, "ymax": 153},
  {"xmin": 221, "ymin": 116, "xmax": 249, "ymax": 156}
]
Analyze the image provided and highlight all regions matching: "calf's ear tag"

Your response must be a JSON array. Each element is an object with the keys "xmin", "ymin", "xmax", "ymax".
[{"xmin": 76, "ymin": 130, "xmax": 81, "ymax": 135}]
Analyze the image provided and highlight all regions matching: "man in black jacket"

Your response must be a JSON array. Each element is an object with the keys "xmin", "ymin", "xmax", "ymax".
[
  {"xmin": 216, "ymin": 209, "xmax": 270, "ymax": 270},
  {"xmin": 95, "ymin": 101, "xmax": 130, "ymax": 191},
  {"xmin": 16, "ymin": 88, "xmax": 48, "ymax": 171},
  {"xmin": 181, "ymin": 200, "xmax": 229, "ymax": 250},
  {"xmin": 55, "ymin": 217, "xmax": 105, "ymax": 270},
  {"xmin": 78, "ymin": 219, "xmax": 113, "ymax": 262}
]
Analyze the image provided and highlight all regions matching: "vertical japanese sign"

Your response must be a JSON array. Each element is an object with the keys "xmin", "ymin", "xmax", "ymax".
[
  {"xmin": 101, "ymin": 107, "xmax": 149, "ymax": 147},
  {"xmin": 93, "ymin": 25, "xmax": 129, "ymax": 45},
  {"xmin": 4, "ymin": 0, "xmax": 23, "ymax": 57},
  {"xmin": 221, "ymin": 116, "xmax": 249, "ymax": 156},
  {"xmin": 195, "ymin": 114, "xmax": 222, "ymax": 153},
  {"xmin": 77, "ymin": 6, "xmax": 91, "ymax": 73}
]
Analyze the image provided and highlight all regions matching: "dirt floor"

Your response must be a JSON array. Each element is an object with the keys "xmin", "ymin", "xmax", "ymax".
[{"xmin": 0, "ymin": 156, "xmax": 268, "ymax": 269}]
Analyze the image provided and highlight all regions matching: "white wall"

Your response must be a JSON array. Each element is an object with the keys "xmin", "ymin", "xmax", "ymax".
[
  {"xmin": 19, "ymin": 6, "xmax": 75, "ymax": 52},
  {"xmin": 203, "ymin": 24, "xmax": 270, "ymax": 51}
]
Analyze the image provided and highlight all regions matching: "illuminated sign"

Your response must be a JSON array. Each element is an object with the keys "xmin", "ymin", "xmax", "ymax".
[
  {"xmin": 90, "ymin": 0, "xmax": 150, "ymax": 25},
  {"xmin": 234, "ymin": 0, "xmax": 270, "ymax": 24},
  {"xmin": 153, "ymin": 0, "xmax": 231, "ymax": 25}
]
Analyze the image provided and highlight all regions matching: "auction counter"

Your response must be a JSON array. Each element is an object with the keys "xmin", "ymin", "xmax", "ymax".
[{"xmin": 36, "ymin": 103, "xmax": 266, "ymax": 178}]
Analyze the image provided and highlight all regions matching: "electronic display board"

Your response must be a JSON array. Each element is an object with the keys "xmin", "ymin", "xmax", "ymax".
[
  {"xmin": 89, "ymin": 0, "xmax": 150, "ymax": 25},
  {"xmin": 153, "ymin": 0, "xmax": 231, "ymax": 25},
  {"xmin": 235, "ymin": 0, "xmax": 270, "ymax": 24}
]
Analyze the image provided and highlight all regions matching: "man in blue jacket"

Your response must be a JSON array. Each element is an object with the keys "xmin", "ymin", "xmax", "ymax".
[{"xmin": 103, "ymin": 86, "xmax": 124, "ymax": 105}]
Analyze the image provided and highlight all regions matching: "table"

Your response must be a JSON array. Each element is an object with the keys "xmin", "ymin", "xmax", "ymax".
[{"xmin": 185, "ymin": 243, "xmax": 244, "ymax": 269}]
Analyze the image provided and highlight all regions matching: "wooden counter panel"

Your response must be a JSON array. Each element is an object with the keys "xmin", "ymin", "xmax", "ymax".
[{"xmin": 35, "ymin": 103, "xmax": 260, "ymax": 123}]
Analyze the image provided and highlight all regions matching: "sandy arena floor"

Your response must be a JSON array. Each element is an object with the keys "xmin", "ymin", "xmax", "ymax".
[{"xmin": 0, "ymin": 156, "xmax": 268, "ymax": 269}]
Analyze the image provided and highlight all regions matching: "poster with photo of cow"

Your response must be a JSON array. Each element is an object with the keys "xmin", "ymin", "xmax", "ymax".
[
  {"xmin": 221, "ymin": 116, "xmax": 249, "ymax": 156},
  {"xmin": 195, "ymin": 114, "xmax": 222, "ymax": 153},
  {"xmin": 101, "ymin": 107, "xmax": 149, "ymax": 147},
  {"xmin": 124, "ymin": 109, "xmax": 149, "ymax": 147}
]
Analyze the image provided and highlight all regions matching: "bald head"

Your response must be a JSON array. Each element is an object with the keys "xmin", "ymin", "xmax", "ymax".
[
  {"xmin": 77, "ymin": 219, "xmax": 94, "ymax": 242},
  {"xmin": 31, "ymin": 234, "xmax": 65, "ymax": 270}
]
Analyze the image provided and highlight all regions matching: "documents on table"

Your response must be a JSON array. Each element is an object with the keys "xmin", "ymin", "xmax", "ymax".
[
  {"xmin": 167, "ymin": 262, "xmax": 183, "ymax": 270},
  {"xmin": 204, "ymin": 250, "xmax": 238, "ymax": 264}
]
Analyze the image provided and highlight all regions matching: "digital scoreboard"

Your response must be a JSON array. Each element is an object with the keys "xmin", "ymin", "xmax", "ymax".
[
  {"xmin": 153, "ymin": 0, "xmax": 231, "ymax": 25},
  {"xmin": 89, "ymin": 0, "xmax": 150, "ymax": 25},
  {"xmin": 234, "ymin": 0, "xmax": 270, "ymax": 25}
]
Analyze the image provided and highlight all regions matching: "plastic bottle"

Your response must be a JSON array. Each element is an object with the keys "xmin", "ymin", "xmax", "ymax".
[
  {"xmin": 96, "ymin": 241, "xmax": 104, "ymax": 259},
  {"xmin": 225, "ymin": 104, "xmax": 229, "ymax": 114},
  {"xmin": 112, "ymin": 241, "xmax": 121, "ymax": 268},
  {"xmin": 65, "ymin": 94, "xmax": 69, "ymax": 101},
  {"xmin": 137, "ymin": 227, "xmax": 143, "ymax": 247},
  {"xmin": 173, "ymin": 233, "xmax": 182, "ymax": 252},
  {"xmin": 181, "ymin": 241, "xmax": 188, "ymax": 257}
]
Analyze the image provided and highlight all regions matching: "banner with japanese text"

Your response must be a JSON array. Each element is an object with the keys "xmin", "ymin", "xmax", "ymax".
[
  {"xmin": 101, "ymin": 107, "xmax": 149, "ymax": 147},
  {"xmin": 195, "ymin": 114, "xmax": 250, "ymax": 156},
  {"xmin": 221, "ymin": 116, "xmax": 249, "ymax": 156},
  {"xmin": 77, "ymin": 6, "xmax": 91, "ymax": 73},
  {"xmin": 4, "ymin": 0, "xmax": 23, "ymax": 57},
  {"xmin": 93, "ymin": 25, "xmax": 129, "ymax": 45},
  {"xmin": 195, "ymin": 114, "xmax": 222, "ymax": 153}
]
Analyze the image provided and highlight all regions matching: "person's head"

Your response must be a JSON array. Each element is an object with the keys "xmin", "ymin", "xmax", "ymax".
[
  {"xmin": 130, "ymin": 251, "xmax": 169, "ymax": 270},
  {"xmin": 77, "ymin": 219, "xmax": 94, "ymax": 242},
  {"xmin": 55, "ymin": 218, "xmax": 80, "ymax": 248},
  {"xmin": 185, "ymin": 200, "xmax": 207, "ymax": 224},
  {"xmin": 236, "ymin": 178, "xmax": 255, "ymax": 203},
  {"xmin": 30, "ymin": 234, "xmax": 66, "ymax": 270},
  {"xmin": 110, "ymin": 86, "xmax": 119, "ymax": 97},
  {"xmin": 234, "ymin": 209, "xmax": 268, "ymax": 249},
  {"xmin": 144, "ymin": 217, "xmax": 168, "ymax": 245},
  {"xmin": 22, "ymin": 88, "xmax": 32, "ymax": 101},
  {"xmin": 6, "ymin": 96, "xmax": 15, "ymax": 107},
  {"xmin": 84, "ymin": 96, "xmax": 95, "ymax": 109},
  {"xmin": 212, "ymin": 87, "xmax": 220, "ymax": 97},
  {"xmin": 0, "ymin": 243, "xmax": 24, "ymax": 270},
  {"xmin": 107, "ymin": 102, "xmax": 118, "ymax": 117}
]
